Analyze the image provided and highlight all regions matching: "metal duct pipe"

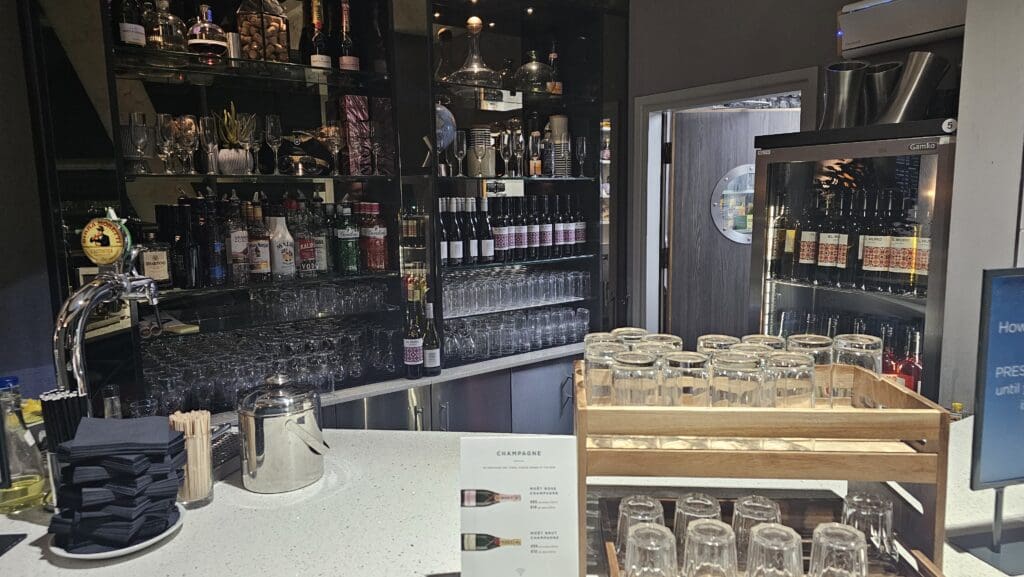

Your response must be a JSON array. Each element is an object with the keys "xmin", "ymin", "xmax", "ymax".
[
  {"xmin": 863, "ymin": 61, "xmax": 903, "ymax": 124},
  {"xmin": 819, "ymin": 61, "xmax": 869, "ymax": 129},
  {"xmin": 876, "ymin": 51, "xmax": 950, "ymax": 124}
]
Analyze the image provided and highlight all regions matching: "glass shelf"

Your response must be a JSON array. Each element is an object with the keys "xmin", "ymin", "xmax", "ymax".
[
  {"xmin": 151, "ymin": 304, "xmax": 402, "ymax": 338},
  {"xmin": 124, "ymin": 173, "xmax": 396, "ymax": 185},
  {"xmin": 445, "ymin": 296, "xmax": 588, "ymax": 319},
  {"xmin": 768, "ymin": 278, "xmax": 926, "ymax": 315},
  {"xmin": 112, "ymin": 47, "xmax": 390, "ymax": 93},
  {"xmin": 441, "ymin": 254, "xmax": 594, "ymax": 273},
  {"xmin": 155, "ymin": 271, "xmax": 402, "ymax": 303},
  {"xmin": 437, "ymin": 176, "xmax": 595, "ymax": 183},
  {"xmin": 435, "ymin": 80, "xmax": 598, "ymax": 109}
]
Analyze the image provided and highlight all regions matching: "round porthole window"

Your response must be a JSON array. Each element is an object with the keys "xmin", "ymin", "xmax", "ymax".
[{"xmin": 710, "ymin": 164, "xmax": 755, "ymax": 244}]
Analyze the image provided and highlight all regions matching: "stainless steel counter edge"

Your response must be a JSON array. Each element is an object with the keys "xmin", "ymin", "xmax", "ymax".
[{"xmin": 211, "ymin": 343, "xmax": 585, "ymax": 425}]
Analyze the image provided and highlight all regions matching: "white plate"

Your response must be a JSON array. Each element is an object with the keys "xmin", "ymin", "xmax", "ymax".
[{"xmin": 47, "ymin": 503, "xmax": 185, "ymax": 561}]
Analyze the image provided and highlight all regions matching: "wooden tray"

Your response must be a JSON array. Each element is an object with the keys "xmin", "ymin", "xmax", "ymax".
[{"xmin": 574, "ymin": 362, "xmax": 950, "ymax": 575}]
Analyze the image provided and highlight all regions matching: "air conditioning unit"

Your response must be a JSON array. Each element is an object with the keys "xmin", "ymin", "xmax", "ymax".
[{"xmin": 838, "ymin": 0, "xmax": 966, "ymax": 58}]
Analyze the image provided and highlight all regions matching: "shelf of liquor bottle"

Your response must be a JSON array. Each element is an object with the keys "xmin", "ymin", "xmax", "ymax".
[
  {"xmin": 768, "ymin": 278, "xmax": 927, "ymax": 315},
  {"xmin": 441, "ymin": 253, "xmax": 594, "ymax": 272},
  {"xmin": 444, "ymin": 296, "xmax": 589, "ymax": 320},
  {"xmin": 111, "ymin": 47, "xmax": 390, "ymax": 93},
  {"xmin": 154, "ymin": 270, "xmax": 402, "ymax": 303},
  {"xmin": 123, "ymin": 173, "xmax": 396, "ymax": 185}
]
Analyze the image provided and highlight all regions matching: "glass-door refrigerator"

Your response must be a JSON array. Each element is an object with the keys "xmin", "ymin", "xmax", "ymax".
[{"xmin": 748, "ymin": 119, "xmax": 957, "ymax": 401}]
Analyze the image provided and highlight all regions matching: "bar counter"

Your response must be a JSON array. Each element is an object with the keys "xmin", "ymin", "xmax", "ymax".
[{"xmin": 0, "ymin": 420, "xmax": 1019, "ymax": 577}]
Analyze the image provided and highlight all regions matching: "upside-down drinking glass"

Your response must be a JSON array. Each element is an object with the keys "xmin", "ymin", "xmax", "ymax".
[
  {"xmin": 624, "ymin": 522, "xmax": 677, "ymax": 577},
  {"xmin": 616, "ymin": 494, "xmax": 666, "ymax": 565},
  {"xmin": 808, "ymin": 523, "xmax": 869, "ymax": 577},
  {"xmin": 746, "ymin": 523, "xmax": 803, "ymax": 577},
  {"xmin": 732, "ymin": 495, "xmax": 782, "ymax": 573},
  {"xmin": 673, "ymin": 492, "xmax": 720, "ymax": 562},
  {"xmin": 842, "ymin": 492, "xmax": 896, "ymax": 570},
  {"xmin": 682, "ymin": 519, "xmax": 738, "ymax": 577}
]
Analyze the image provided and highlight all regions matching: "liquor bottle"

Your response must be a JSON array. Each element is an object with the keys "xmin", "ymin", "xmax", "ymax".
[
  {"xmin": 861, "ymin": 189, "xmax": 894, "ymax": 292},
  {"xmin": 550, "ymin": 194, "xmax": 564, "ymax": 258},
  {"xmin": 814, "ymin": 193, "xmax": 839, "ymax": 285},
  {"xmin": 322, "ymin": 203, "xmax": 336, "ymax": 272},
  {"xmin": 793, "ymin": 192, "xmax": 821, "ymax": 283},
  {"xmin": 309, "ymin": 200, "xmax": 330, "ymax": 275},
  {"xmin": 307, "ymin": 0, "xmax": 331, "ymax": 69},
  {"xmin": 573, "ymin": 195, "xmax": 586, "ymax": 255},
  {"xmin": 401, "ymin": 198, "xmax": 425, "ymax": 249},
  {"xmin": 512, "ymin": 197, "xmax": 527, "ymax": 262},
  {"xmin": 369, "ymin": 0, "xmax": 388, "ymax": 74},
  {"xmin": 538, "ymin": 195, "xmax": 553, "ymax": 259},
  {"xmin": 247, "ymin": 204, "xmax": 272, "ymax": 283},
  {"xmin": 767, "ymin": 189, "xmax": 796, "ymax": 279},
  {"xmin": 546, "ymin": 41, "xmax": 563, "ymax": 96},
  {"xmin": 477, "ymin": 197, "xmax": 494, "ymax": 264},
  {"xmin": 226, "ymin": 200, "xmax": 249, "ymax": 286},
  {"xmin": 880, "ymin": 321, "xmax": 898, "ymax": 375},
  {"xmin": 915, "ymin": 209, "xmax": 931, "ymax": 297},
  {"xmin": 299, "ymin": 0, "xmax": 316, "ymax": 66},
  {"xmin": 462, "ymin": 534, "xmax": 522, "ymax": 551},
  {"xmin": 896, "ymin": 328, "xmax": 923, "ymax": 392},
  {"xmin": 528, "ymin": 130, "xmax": 543, "ymax": 176},
  {"xmin": 447, "ymin": 197, "xmax": 464, "ymax": 266},
  {"xmin": 113, "ymin": 0, "xmax": 147, "ymax": 47},
  {"xmin": 186, "ymin": 5, "xmax": 228, "ymax": 66},
  {"xmin": 338, "ymin": 0, "xmax": 359, "ymax": 71},
  {"xmin": 404, "ymin": 279, "xmax": 424, "ymax": 379},
  {"xmin": 322, "ymin": 0, "xmax": 340, "ymax": 65},
  {"xmin": 268, "ymin": 204, "xmax": 297, "ymax": 281},
  {"xmin": 457, "ymin": 198, "xmax": 478, "ymax": 266},
  {"xmin": 541, "ymin": 129, "xmax": 554, "ymax": 177},
  {"xmin": 204, "ymin": 200, "xmax": 228, "ymax": 286},
  {"xmin": 332, "ymin": 204, "xmax": 360, "ymax": 274},
  {"xmin": 526, "ymin": 195, "xmax": 540, "ymax": 260},
  {"xmin": 460, "ymin": 489, "xmax": 522, "ymax": 507},
  {"xmin": 491, "ymin": 197, "xmax": 508, "ymax": 263},
  {"xmin": 360, "ymin": 202, "xmax": 388, "ymax": 271},
  {"xmin": 562, "ymin": 194, "xmax": 577, "ymax": 256},
  {"xmin": 437, "ymin": 197, "xmax": 449, "ymax": 267},
  {"xmin": 290, "ymin": 200, "xmax": 317, "ymax": 278},
  {"xmin": 172, "ymin": 205, "xmax": 201, "ymax": 288},
  {"xmin": 834, "ymin": 189, "xmax": 860, "ymax": 288},
  {"xmin": 888, "ymin": 196, "xmax": 917, "ymax": 295},
  {"xmin": 139, "ymin": 231, "xmax": 173, "ymax": 289},
  {"xmin": 423, "ymin": 301, "xmax": 441, "ymax": 376}
]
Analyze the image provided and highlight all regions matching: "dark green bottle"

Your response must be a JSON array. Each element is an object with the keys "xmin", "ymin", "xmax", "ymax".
[{"xmin": 332, "ymin": 203, "xmax": 360, "ymax": 274}]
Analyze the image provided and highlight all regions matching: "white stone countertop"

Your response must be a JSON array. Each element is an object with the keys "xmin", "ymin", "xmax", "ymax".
[{"xmin": 0, "ymin": 418, "xmax": 1019, "ymax": 577}]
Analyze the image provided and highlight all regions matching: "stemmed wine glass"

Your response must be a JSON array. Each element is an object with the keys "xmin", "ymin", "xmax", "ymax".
[
  {"xmin": 452, "ymin": 130, "xmax": 467, "ymax": 177},
  {"xmin": 513, "ymin": 131, "xmax": 525, "ymax": 178},
  {"xmin": 156, "ymin": 113, "xmax": 175, "ymax": 174},
  {"xmin": 199, "ymin": 116, "xmax": 218, "ymax": 175},
  {"xmin": 499, "ymin": 132, "xmax": 513, "ymax": 177},
  {"xmin": 326, "ymin": 120, "xmax": 342, "ymax": 176},
  {"xmin": 237, "ymin": 113, "xmax": 256, "ymax": 175},
  {"xmin": 471, "ymin": 133, "xmax": 488, "ymax": 178},
  {"xmin": 528, "ymin": 133, "xmax": 541, "ymax": 178},
  {"xmin": 129, "ymin": 112, "xmax": 149, "ymax": 174},
  {"xmin": 265, "ymin": 114, "xmax": 282, "ymax": 175},
  {"xmin": 575, "ymin": 136, "xmax": 587, "ymax": 178},
  {"xmin": 177, "ymin": 115, "xmax": 198, "ymax": 175}
]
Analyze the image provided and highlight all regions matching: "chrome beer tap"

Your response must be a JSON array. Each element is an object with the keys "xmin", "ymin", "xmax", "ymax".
[{"xmin": 52, "ymin": 211, "xmax": 160, "ymax": 413}]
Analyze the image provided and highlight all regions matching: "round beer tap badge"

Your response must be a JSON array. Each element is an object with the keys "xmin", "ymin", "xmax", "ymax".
[{"xmin": 81, "ymin": 218, "xmax": 126, "ymax": 265}]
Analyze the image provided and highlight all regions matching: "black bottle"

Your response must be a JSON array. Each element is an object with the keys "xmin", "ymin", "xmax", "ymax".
[
  {"xmin": 538, "ymin": 195, "xmax": 553, "ymax": 259},
  {"xmin": 512, "ymin": 198, "xmax": 527, "ymax": 262},
  {"xmin": 792, "ymin": 192, "xmax": 822, "ymax": 283},
  {"xmin": 526, "ymin": 195, "xmax": 540, "ymax": 260}
]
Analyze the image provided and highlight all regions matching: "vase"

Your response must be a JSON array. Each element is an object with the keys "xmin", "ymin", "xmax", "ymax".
[{"xmin": 217, "ymin": 148, "xmax": 250, "ymax": 175}]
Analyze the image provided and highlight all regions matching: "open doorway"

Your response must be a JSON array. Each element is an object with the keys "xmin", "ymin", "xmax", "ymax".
[{"xmin": 628, "ymin": 69, "xmax": 818, "ymax": 341}]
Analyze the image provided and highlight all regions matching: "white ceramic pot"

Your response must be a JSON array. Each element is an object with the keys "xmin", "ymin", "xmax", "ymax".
[{"xmin": 217, "ymin": 148, "xmax": 250, "ymax": 175}]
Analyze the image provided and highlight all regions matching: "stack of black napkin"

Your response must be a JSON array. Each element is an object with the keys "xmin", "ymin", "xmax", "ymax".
[{"xmin": 48, "ymin": 417, "xmax": 186, "ymax": 554}]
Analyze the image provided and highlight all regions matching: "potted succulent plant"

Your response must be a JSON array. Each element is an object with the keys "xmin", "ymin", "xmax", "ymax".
[{"xmin": 216, "ymin": 102, "xmax": 252, "ymax": 175}]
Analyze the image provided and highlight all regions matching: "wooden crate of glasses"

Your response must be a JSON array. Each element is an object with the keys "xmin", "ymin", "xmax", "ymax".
[{"xmin": 573, "ymin": 360, "xmax": 950, "ymax": 576}]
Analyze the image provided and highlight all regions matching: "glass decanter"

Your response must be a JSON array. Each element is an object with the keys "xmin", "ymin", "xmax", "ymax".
[
  {"xmin": 236, "ymin": 0, "xmax": 291, "ymax": 62},
  {"xmin": 513, "ymin": 50, "xmax": 553, "ymax": 94},
  {"xmin": 0, "ymin": 379, "xmax": 48, "ymax": 513},
  {"xmin": 187, "ymin": 4, "xmax": 228, "ymax": 66},
  {"xmin": 144, "ymin": 0, "xmax": 187, "ymax": 68},
  {"xmin": 448, "ymin": 16, "xmax": 500, "ymax": 89}
]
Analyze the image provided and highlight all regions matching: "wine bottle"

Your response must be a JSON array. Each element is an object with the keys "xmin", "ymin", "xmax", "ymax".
[
  {"xmin": 308, "ymin": 0, "xmax": 332, "ymax": 69},
  {"xmin": 834, "ymin": 190, "xmax": 858, "ymax": 288},
  {"xmin": 423, "ymin": 301, "xmax": 441, "ymax": 376},
  {"xmin": 113, "ymin": 0, "xmax": 147, "ymax": 47},
  {"xmin": 526, "ymin": 195, "xmax": 540, "ymax": 260},
  {"xmin": 573, "ymin": 194, "xmax": 586, "ymax": 255},
  {"xmin": 338, "ymin": 0, "xmax": 359, "ymax": 71},
  {"xmin": 477, "ymin": 197, "xmax": 494, "ymax": 264},
  {"xmin": 767, "ymin": 189, "xmax": 796, "ymax": 279},
  {"xmin": 914, "ymin": 209, "xmax": 931, "ymax": 297},
  {"xmin": 460, "ymin": 489, "xmax": 522, "ymax": 507},
  {"xmin": 861, "ymin": 189, "xmax": 894, "ymax": 292},
  {"xmin": 793, "ymin": 192, "xmax": 821, "ymax": 283},
  {"xmin": 404, "ymin": 279, "xmax": 424, "ymax": 380},
  {"xmin": 814, "ymin": 193, "xmax": 839, "ymax": 286},
  {"xmin": 462, "ymin": 533, "xmax": 522, "ymax": 551},
  {"xmin": 512, "ymin": 197, "xmax": 527, "ymax": 262},
  {"xmin": 247, "ymin": 204, "xmax": 272, "ymax": 283},
  {"xmin": 562, "ymin": 194, "xmax": 576, "ymax": 256},
  {"xmin": 369, "ymin": 0, "xmax": 388, "ymax": 73},
  {"xmin": 546, "ymin": 40, "xmax": 562, "ymax": 96},
  {"xmin": 447, "ymin": 197, "xmax": 464, "ymax": 266},
  {"xmin": 438, "ymin": 197, "xmax": 449, "ymax": 268},
  {"xmin": 459, "ymin": 198, "xmax": 478, "ymax": 266},
  {"xmin": 551, "ymin": 194, "xmax": 564, "ymax": 258},
  {"xmin": 492, "ymin": 197, "xmax": 508, "ymax": 263},
  {"xmin": 896, "ymin": 328, "xmax": 923, "ymax": 392},
  {"xmin": 538, "ymin": 194, "xmax": 553, "ymax": 259}
]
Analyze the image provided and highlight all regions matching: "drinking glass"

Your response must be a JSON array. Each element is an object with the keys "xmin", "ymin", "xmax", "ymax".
[
  {"xmin": 528, "ymin": 132, "xmax": 541, "ymax": 177},
  {"xmin": 500, "ymin": 131, "xmax": 513, "ymax": 177},
  {"xmin": 612, "ymin": 352, "xmax": 659, "ymax": 406},
  {"xmin": 842, "ymin": 492, "xmax": 895, "ymax": 568},
  {"xmin": 128, "ymin": 398, "xmax": 158, "ymax": 418},
  {"xmin": 611, "ymin": 326, "xmax": 648, "ymax": 347},
  {"xmin": 624, "ymin": 522, "xmax": 677, "ymax": 577},
  {"xmin": 808, "ymin": 523, "xmax": 869, "ymax": 577},
  {"xmin": 661, "ymin": 352, "xmax": 709, "ymax": 407},
  {"xmin": 832, "ymin": 334, "xmax": 883, "ymax": 406},
  {"xmin": 746, "ymin": 523, "xmax": 803, "ymax": 577},
  {"xmin": 102, "ymin": 383, "xmax": 122, "ymax": 418},
  {"xmin": 729, "ymin": 342, "xmax": 774, "ymax": 364},
  {"xmin": 711, "ymin": 351, "xmax": 767, "ymax": 407},
  {"xmin": 265, "ymin": 114, "xmax": 282, "ymax": 175},
  {"xmin": 199, "ymin": 115, "xmax": 218, "ymax": 175},
  {"xmin": 176, "ymin": 115, "xmax": 198, "ymax": 174},
  {"xmin": 585, "ymin": 343, "xmax": 627, "ymax": 405},
  {"xmin": 575, "ymin": 135, "xmax": 587, "ymax": 177},
  {"xmin": 642, "ymin": 333, "xmax": 683, "ymax": 350},
  {"xmin": 471, "ymin": 134, "xmax": 488, "ymax": 177},
  {"xmin": 453, "ymin": 130, "xmax": 467, "ymax": 176},
  {"xmin": 742, "ymin": 334, "xmax": 786, "ymax": 350},
  {"xmin": 731, "ymin": 495, "xmax": 782, "ymax": 573},
  {"xmin": 766, "ymin": 351, "xmax": 816, "ymax": 408},
  {"xmin": 616, "ymin": 494, "xmax": 665, "ymax": 563},
  {"xmin": 237, "ymin": 113, "xmax": 256, "ymax": 175},
  {"xmin": 156, "ymin": 113, "xmax": 176, "ymax": 174},
  {"xmin": 697, "ymin": 334, "xmax": 740, "ymax": 355},
  {"xmin": 681, "ymin": 519, "xmax": 738, "ymax": 577},
  {"xmin": 129, "ymin": 112, "xmax": 149, "ymax": 169},
  {"xmin": 326, "ymin": 120, "xmax": 342, "ymax": 176},
  {"xmin": 787, "ymin": 334, "xmax": 834, "ymax": 405},
  {"xmin": 513, "ymin": 131, "xmax": 525, "ymax": 176},
  {"xmin": 673, "ymin": 492, "xmax": 720, "ymax": 557}
]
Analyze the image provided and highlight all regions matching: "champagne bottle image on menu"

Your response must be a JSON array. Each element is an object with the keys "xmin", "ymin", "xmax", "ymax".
[
  {"xmin": 462, "ymin": 533, "xmax": 522, "ymax": 551},
  {"xmin": 461, "ymin": 489, "xmax": 522, "ymax": 507}
]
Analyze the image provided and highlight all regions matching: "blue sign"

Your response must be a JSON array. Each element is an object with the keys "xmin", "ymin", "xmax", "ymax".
[{"xmin": 972, "ymin": 269, "xmax": 1024, "ymax": 490}]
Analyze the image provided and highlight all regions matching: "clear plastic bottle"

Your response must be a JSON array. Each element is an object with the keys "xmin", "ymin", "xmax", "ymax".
[{"xmin": 0, "ymin": 377, "xmax": 48, "ymax": 513}]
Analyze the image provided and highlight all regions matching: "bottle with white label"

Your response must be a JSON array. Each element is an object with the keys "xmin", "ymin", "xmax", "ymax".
[
  {"xmin": 226, "ymin": 203, "xmax": 249, "ymax": 286},
  {"xmin": 860, "ymin": 189, "xmax": 895, "ymax": 292},
  {"xmin": 793, "ymin": 192, "xmax": 822, "ymax": 283},
  {"xmin": 438, "ymin": 197, "xmax": 449, "ymax": 267},
  {"xmin": 139, "ymin": 232, "xmax": 173, "ymax": 289},
  {"xmin": 889, "ymin": 197, "xmax": 926, "ymax": 296},
  {"xmin": 447, "ymin": 197, "xmax": 464, "ymax": 266},
  {"xmin": 835, "ymin": 190, "xmax": 861, "ymax": 289},
  {"xmin": 404, "ymin": 281, "xmax": 424, "ymax": 380},
  {"xmin": 477, "ymin": 197, "xmax": 495, "ymax": 264},
  {"xmin": 914, "ymin": 210, "xmax": 931, "ymax": 297},
  {"xmin": 267, "ymin": 207, "xmax": 296, "ymax": 281},
  {"xmin": 423, "ymin": 302, "xmax": 441, "ymax": 377},
  {"xmin": 113, "ymin": 0, "xmax": 147, "ymax": 47},
  {"xmin": 815, "ymin": 194, "xmax": 839, "ymax": 286}
]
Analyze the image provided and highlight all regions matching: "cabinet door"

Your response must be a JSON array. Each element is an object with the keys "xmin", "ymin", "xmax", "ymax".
[
  {"xmin": 431, "ymin": 372, "xmax": 511, "ymax": 432},
  {"xmin": 511, "ymin": 359, "xmax": 575, "ymax": 434},
  {"xmin": 365, "ymin": 386, "xmax": 432, "ymax": 431}
]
